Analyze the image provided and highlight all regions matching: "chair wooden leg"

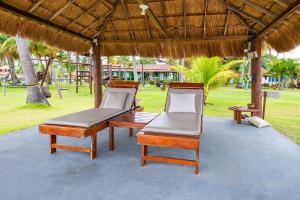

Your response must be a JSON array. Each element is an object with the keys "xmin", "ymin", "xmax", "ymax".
[
  {"xmin": 233, "ymin": 110, "xmax": 237, "ymax": 121},
  {"xmin": 109, "ymin": 126, "xmax": 114, "ymax": 151},
  {"xmin": 49, "ymin": 135, "xmax": 56, "ymax": 154},
  {"xmin": 141, "ymin": 145, "xmax": 147, "ymax": 166},
  {"xmin": 195, "ymin": 145, "xmax": 199, "ymax": 174},
  {"xmin": 129, "ymin": 128, "xmax": 133, "ymax": 137},
  {"xmin": 90, "ymin": 134, "xmax": 97, "ymax": 159},
  {"xmin": 236, "ymin": 111, "xmax": 242, "ymax": 124}
]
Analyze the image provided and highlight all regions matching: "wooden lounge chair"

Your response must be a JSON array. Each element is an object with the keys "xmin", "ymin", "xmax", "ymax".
[
  {"xmin": 137, "ymin": 83, "xmax": 204, "ymax": 174},
  {"xmin": 39, "ymin": 81, "xmax": 140, "ymax": 159}
]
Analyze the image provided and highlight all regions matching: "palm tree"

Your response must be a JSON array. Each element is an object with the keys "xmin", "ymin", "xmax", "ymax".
[
  {"xmin": 268, "ymin": 58, "xmax": 297, "ymax": 88},
  {"xmin": 132, "ymin": 56, "xmax": 138, "ymax": 82},
  {"xmin": 0, "ymin": 35, "xmax": 20, "ymax": 84},
  {"xmin": 172, "ymin": 57, "xmax": 244, "ymax": 101},
  {"xmin": 15, "ymin": 35, "xmax": 48, "ymax": 104}
]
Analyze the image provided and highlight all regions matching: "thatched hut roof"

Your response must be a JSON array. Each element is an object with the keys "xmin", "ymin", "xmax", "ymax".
[{"xmin": 0, "ymin": 0, "xmax": 299, "ymax": 58}]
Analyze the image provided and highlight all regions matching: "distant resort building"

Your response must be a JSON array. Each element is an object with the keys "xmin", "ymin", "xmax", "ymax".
[
  {"xmin": 102, "ymin": 64, "xmax": 179, "ymax": 82},
  {"xmin": 0, "ymin": 65, "xmax": 9, "ymax": 78}
]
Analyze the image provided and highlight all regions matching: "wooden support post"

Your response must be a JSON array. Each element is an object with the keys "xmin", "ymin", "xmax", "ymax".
[
  {"xmin": 75, "ymin": 64, "xmax": 79, "ymax": 93},
  {"xmin": 49, "ymin": 135, "xmax": 56, "ymax": 154},
  {"xmin": 251, "ymin": 38, "xmax": 262, "ymax": 117},
  {"xmin": 92, "ymin": 43, "xmax": 102, "ymax": 108},
  {"xmin": 89, "ymin": 54, "xmax": 93, "ymax": 95}
]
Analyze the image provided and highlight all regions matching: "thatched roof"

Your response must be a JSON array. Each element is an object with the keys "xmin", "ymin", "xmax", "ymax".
[{"xmin": 0, "ymin": 0, "xmax": 299, "ymax": 58}]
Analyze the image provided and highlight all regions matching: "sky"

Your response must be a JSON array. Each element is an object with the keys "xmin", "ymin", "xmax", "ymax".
[{"xmin": 276, "ymin": 45, "xmax": 300, "ymax": 59}]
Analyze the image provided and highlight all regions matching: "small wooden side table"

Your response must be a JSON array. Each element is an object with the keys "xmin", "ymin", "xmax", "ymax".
[
  {"xmin": 108, "ymin": 112, "xmax": 159, "ymax": 151},
  {"xmin": 228, "ymin": 106, "xmax": 260, "ymax": 124}
]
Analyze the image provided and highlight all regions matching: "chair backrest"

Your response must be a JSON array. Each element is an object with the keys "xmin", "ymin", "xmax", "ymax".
[
  {"xmin": 165, "ymin": 82, "xmax": 204, "ymax": 114},
  {"xmin": 108, "ymin": 80, "xmax": 139, "ymax": 89},
  {"xmin": 100, "ymin": 81, "xmax": 139, "ymax": 110}
]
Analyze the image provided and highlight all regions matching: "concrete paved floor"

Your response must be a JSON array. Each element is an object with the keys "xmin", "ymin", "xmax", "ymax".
[{"xmin": 1, "ymin": 117, "xmax": 300, "ymax": 200}]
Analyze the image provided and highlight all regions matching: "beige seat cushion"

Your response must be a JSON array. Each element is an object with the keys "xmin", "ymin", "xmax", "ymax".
[
  {"xmin": 168, "ymin": 93, "xmax": 197, "ymax": 113},
  {"xmin": 142, "ymin": 112, "xmax": 201, "ymax": 136},
  {"xmin": 166, "ymin": 88, "xmax": 203, "ymax": 114},
  {"xmin": 102, "ymin": 92, "xmax": 128, "ymax": 109},
  {"xmin": 45, "ymin": 108, "xmax": 124, "ymax": 128},
  {"xmin": 100, "ymin": 87, "xmax": 136, "ymax": 111}
]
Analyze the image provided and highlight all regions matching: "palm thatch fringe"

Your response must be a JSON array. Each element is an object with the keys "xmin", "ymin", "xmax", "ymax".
[
  {"xmin": 265, "ymin": 14, "xmax": 300, "ymax": 53},
  {"xmin": 0, "ymin": 10, "xmax": 91, "ymax": 53},
  {"xmin": 101, "ymin": 39, "xmax": 246, "ymax": 58}
]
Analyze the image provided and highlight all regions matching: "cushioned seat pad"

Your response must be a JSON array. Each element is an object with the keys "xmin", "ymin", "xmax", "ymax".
[
  {"xmin": 45, "ymin": 108, "xmax": 124, "ymax": 128},
  {"xmin": 142, "ymin": 112, "xmax": 201, "ymax": 136}
]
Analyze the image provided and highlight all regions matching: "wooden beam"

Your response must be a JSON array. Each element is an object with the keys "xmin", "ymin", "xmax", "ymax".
[
  {"xmin": 92, "ymin": 43, "xmax": 102, "ymax": 108},
  {"xmin": 81, "ymin": 12, "xmax": 111, "ymax": 34},
  {"xmin": 120, "ymin": 0, "xmax": 135, "ymax": 39},
  {"xmin": 128, "ymin": 0, "xmax": 175, "ymax": 4},
  {"xmin": 240, "ymin": 0, "xmax": 277, "ymax": 18},
  {"xmin": 273, "ymin": 0, "xmax": 289, "ymax": 7},
  {"xmin": 93, "ymin": 0, "xmax": 120, "ymax": 39},
  {"xmin": 248, "ymin": 1, "xmax": 275, "ymax": 34},
  {"xmin": 137, "ymin": 0, "xmax": 169, "ymax": 38},
  {"xmin": 203, "ymin": 0, "xmax": 208, "ymax": 37},
  {"xmin": 160, "ymin": 0, "xmax": 167, "ymax": 27},
  {"xmin": 224, "ymin": 10, "xmax": 230, "ymax": 36},
  {"xmin": 144, "ymin": 15, "xmax": 152, "ymax": 39},
  {"xmin": 81, "ymin": 0, "xmax": 119, "ymax": 36},
  {"xmin": 0, "ymin": 1, "xmax": 90, "ymax": 41},
  {"xmin": 102, "ymin": 0, "xmax": 114, "ymax": 9},
  {"xmin": 28, "ymin": 0, "xmax": 44, "ymax": 12},
  {"xmin": 66, "ymin": 0, "xmax": 104, "ymax": 28},
  {"xmin": 99, "ymin": 35, "xmax": 250, "ymax": 44},
  {"xmin": 103, "ymin": 24, "xmax": 247, "ymax": 34},
  {"xmin": 227, "ymin": 5, "xmax": 268, "ymax": 26},
  {"xmin": 112, "ymin": 11, "xmax": 230, "ymax": 21},
  {"xmin": 221, "ymin": 0, "xmax": 256, "ymax": 34},
  {"xmin": 183, "ymin": 0, "xmax": 187, "ymax": 38},
  {"xmin": 251, "ymin": 38, "xmax": 262, "ymax": 117},
  {"xmin": 257, "ymin": 0, "xmax": 300, "ymax": 37},
  {"xmin": 49, "ymin": 0, "xmax": 76, "ymax": 21},
  {"xmin": 111, "ymin": 20, "xmax": 119, "ymax": 40}
]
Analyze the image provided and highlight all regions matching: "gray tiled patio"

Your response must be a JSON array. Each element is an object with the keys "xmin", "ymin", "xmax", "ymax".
[{"xmin": 1, "ymin": 116, "xmax": 300, "ymax": 200}]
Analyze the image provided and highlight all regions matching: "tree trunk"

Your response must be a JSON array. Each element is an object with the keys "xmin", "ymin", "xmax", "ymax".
[
  {"xmin": 179, "ymin": 59, "xmax": 185, "ymax": 82},
  {"xmin": 50, "ymin": 64, "xmax": 63, "ymax": 99},
  {"xmin": 67, "ymin": 52, "xmax": 72, "ymax": 84},
  {"xmin": 277, "ymin": 74, "xmax": 282, "ymax": 88},
  {"xmin": 237, "ymin": 61, "xmax": 246, "ymax": 88},
  {"xmin": 7, "ymin": 56, "xmax": 20, "ymax": 84},
  {"xmin": 15, "ymin": 35, "xmax": 49, "ymax": 104},
  {"xmin": 40, "ymin": 58, "xmax": 52, "ymax": 86},
  {"xmin": 132, "ymin": 56, "xmax": 138, "ymax": 82}
]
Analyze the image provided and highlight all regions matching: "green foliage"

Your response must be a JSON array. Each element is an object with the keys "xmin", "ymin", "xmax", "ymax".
[
  {"xmin": 0, "ymin": 36, "xmax": 19, "ymax": 60},
  {"xmin": 172, "ymin": 57, "xmax": 244, "ymax": 100},
  {"xmin": 265, "ymin": 57, "xmax": 298, "ymax": 87},
  {"xmin": 139, "ymin": 57, "xmax": 156, "ymax": 64},
  {"xmin": 268, "ymin": 58, "xmax": 297, "ymax": 78},
  {"xmin": 28, "ymin": 41, "xmax": 47, "ymax": 58}
]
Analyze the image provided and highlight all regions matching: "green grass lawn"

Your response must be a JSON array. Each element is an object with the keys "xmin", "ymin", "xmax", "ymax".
[{"xmin": 1, "ymin": 84, "xmax": 299, "ymax": 144}]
